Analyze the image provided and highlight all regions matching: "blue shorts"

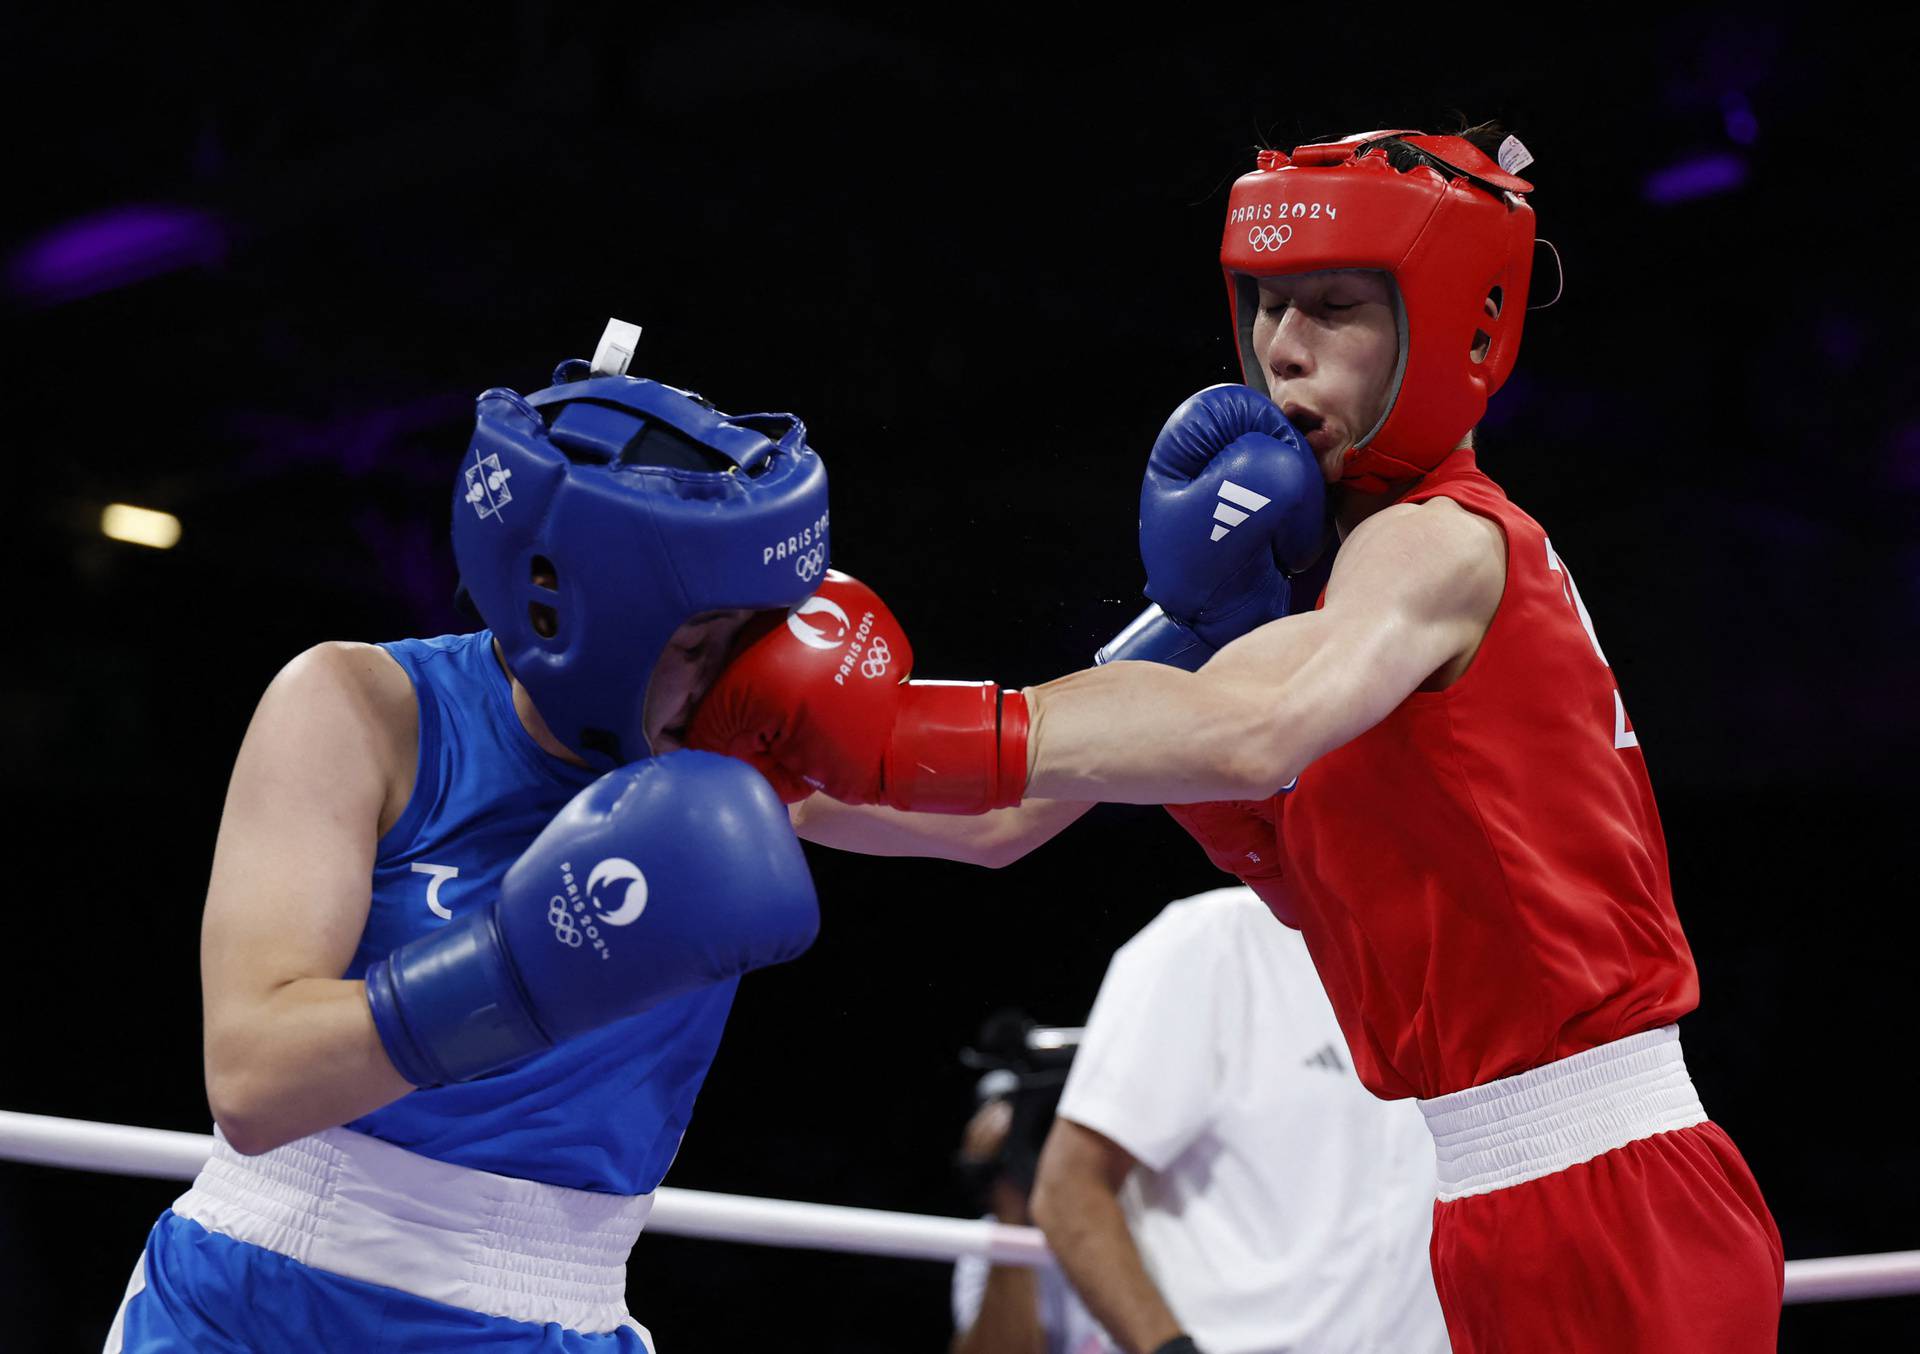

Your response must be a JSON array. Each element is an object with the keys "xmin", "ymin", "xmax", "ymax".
[
  {"xmin": 109, "ymin": 1211, "xmax": 653, "ymax": 1353},
  {"xmin": 108, "ymin": 1127, "xmax": 658, "ymax": 1353}
]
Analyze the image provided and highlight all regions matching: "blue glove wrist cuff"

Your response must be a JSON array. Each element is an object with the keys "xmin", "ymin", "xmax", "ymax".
[
  {"xmin": 364, "ymin": 906, "xmax": 553, "ymax": 1087},
  {"xmin": 364, "ymin": 956, "xmax": 439, "ymax": 1087},
  {"xmin": 1095, "ymin": 604, "xmax": 1218, "ymax": 672}
]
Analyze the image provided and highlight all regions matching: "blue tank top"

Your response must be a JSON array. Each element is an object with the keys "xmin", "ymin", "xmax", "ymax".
[{"xmin": 345, "ymin": 631, "xmax": 737, "ymax": 1195}]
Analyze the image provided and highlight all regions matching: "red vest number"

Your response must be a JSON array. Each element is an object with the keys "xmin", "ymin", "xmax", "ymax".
[{"xmin": 1544, "ymin": 539, "xmax": 1638, "ymax": 751}]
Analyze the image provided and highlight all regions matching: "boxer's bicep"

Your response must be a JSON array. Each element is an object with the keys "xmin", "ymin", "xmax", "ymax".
[
  {"xmin": 1203, "ymin": 501, "xmax": 1502, "ymax": 780},
  {"xmin": 1315, "ymin": 503, "xmax": 1499, "ymax": 715},
  {"xmin": 201, "ymin": 644, "xmax": 408, "ymax": 1062}
]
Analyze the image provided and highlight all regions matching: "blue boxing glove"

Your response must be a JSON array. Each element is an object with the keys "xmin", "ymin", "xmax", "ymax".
[
  {"xmin": 1097, "ymin": 385, "xmax": 1328, "ymax": 670},
  {"xmin": 364, "ymin": 751, "xmax": 818, "ymax": 1087}
]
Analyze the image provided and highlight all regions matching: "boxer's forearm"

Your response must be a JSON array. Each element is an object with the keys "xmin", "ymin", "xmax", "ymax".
[
  {"xmin": 792, "ymin": 795, "xmax": 1093, "ymax": 866},
  {"xmin": 1024, "ymin": 663, "xmax": 1261, "ymax": 803},
  {"xmin": 204, "ymin": 977, "xmax": 414, "ymax": 1155},
  {"xmin": 1024, "ymin": 616, "xmax": 1329, "ymax": 804}
]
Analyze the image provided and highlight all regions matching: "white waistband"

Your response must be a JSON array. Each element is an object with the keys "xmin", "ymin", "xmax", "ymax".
[
  {"xmin": 171, "ymin": 1126, "xmax": 653, "ymax": 1335},
  {"xmin": 1417, "ymin": 1025, "xmax": 1707, "ymax": 1202}
]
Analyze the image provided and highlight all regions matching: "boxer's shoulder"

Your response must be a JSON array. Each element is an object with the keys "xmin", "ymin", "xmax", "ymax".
[
  {"xmin": 1414, "ymin": 496, "xmax": 1508, "ymax": 603},
  {"xmin": 1346, "ymin": 494, "xmax": 1504, "ymax": 559},
  {"xmin": 255, "ymin": 642, "xmax": 419, "ymax": 827},
  {"xmin": 273, "ymin": 642, "xmax": 416, "ymax": 733},
  {"xmin": 1332, "ymin": 496, "xmax": 1506, "ymax": 622}
]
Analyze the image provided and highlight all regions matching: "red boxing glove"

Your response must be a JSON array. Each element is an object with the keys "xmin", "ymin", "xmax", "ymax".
[{"xmin": 689, "ymin": 571, "xmax": 1029, "ymax": 814}]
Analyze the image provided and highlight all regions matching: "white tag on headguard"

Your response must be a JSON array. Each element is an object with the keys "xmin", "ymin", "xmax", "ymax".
[
  {"xmin": 590, "ymin": 318, "xmax": 643, "ymax": 377},
  {"xmin": 1497, "ymin": 135, "xmax": 1535, "ymax": 176}
]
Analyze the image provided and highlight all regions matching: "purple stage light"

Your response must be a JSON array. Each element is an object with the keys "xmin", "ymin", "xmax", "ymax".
[
  {"xmin": 1642, "ymin": 152, "xmax": 1748, "ymax": 206},
  {"xmin": 8, "ymin": 204, "xmax": 226, "ymax": 306},
  {"xmin": 1721, "ymin": 92, "xmax": 1759, "ymax": 146},
  {"xmin": 225, "ymin": 394, "xmax": 470, "ymax": 483}
]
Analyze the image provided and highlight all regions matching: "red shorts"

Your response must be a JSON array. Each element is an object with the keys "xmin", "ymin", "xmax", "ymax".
[{"xmin": 1421, "ymin": 1030, "xmax": 1783, "ymax": 1353}]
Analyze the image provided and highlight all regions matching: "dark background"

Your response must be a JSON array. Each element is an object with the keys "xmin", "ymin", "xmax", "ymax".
[{"xmin": 5, "ymin": 5, "xmax": 1915, "ymax": 1349}]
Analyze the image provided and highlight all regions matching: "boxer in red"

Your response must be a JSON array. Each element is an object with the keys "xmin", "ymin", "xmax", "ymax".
[{"xmin": 693, "ymin": 124, "xmax": 1784, "ymax": 1351}]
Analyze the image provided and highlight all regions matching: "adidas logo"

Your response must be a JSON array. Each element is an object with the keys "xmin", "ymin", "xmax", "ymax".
[
  {"xmin": 1210, "ymin": 480, "xmax": 1271, "ymax": 541},
  {"xmin": 1303, "ymin": 1043, "xmax": 1347, "ymax": 1074}
]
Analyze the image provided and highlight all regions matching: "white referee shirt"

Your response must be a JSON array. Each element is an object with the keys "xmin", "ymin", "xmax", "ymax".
[{"xmin": 1056, "ymin": 886, "xmax": 1449, "ymax": 1354}]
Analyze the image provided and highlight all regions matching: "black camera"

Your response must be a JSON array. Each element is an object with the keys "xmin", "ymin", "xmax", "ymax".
[{"xmin": 956, "ymin": 1009, "xmax": 1083, "ymax": 1202}]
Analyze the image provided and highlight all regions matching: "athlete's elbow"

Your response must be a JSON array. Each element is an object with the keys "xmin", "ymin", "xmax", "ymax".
[
  {"xmin": 205, "ymin": 1045, "xmax": 301, "ymax": 1156},
  {"xmin": 1214, "ymin": 725, "xmax": 1306, "ymax": 800},
  {"xmin": 1213, "ymin": 758, "xmax": 1297, "ymax": 802},
  {"xmin": 213, "ymin": 1117, "xmax": 284, "ymax": 1158},
  {"xmin": 1187, "ymin": 679, "xmax": 1308, "ymax": 799},
  {"xmin": 207, "ymin": 1078, "xmax": 290, "ymax": 1157}
]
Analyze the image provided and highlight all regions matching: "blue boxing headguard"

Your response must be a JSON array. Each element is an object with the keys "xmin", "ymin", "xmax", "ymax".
[{"xmin": 453, "ymin": 319, "xmax": 830, "ymax": 768}]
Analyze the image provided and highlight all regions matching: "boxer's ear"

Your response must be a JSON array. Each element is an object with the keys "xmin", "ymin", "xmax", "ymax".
[{"xmin": 1472, "ymin": 288, "xmax": 1502, "ymax": 364}]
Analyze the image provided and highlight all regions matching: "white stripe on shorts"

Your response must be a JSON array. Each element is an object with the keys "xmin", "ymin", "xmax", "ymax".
[
  {"xmin": 170, "ymin": 1126, "xmax": 653, "ymax": 1336},
  {"xmin": 1417, "ymin": 1024, "xmax": 1707, "ymax": 1201}
]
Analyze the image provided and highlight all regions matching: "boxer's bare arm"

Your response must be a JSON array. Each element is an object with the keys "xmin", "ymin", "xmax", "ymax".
[
  {"xmin": 791, "ymin": 796, "xmax": 1094, "ymax": 866},
  {"xmin": 200, "ymin": 643, "xmax": 417, "ymax": 1155},
  {"xmin": 1025, "ymin": 498, "xmax": 1505, "ymax": 804}
]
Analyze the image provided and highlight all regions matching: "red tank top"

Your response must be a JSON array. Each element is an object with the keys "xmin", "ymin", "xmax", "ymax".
[{"xmin": 1177, "ymin": 448, "xmax": 1697, "ymax": 1099}]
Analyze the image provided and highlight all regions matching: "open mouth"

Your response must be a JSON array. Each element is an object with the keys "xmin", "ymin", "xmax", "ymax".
[
  {"xmin": 1282, "ymin": 402, "xmax": 1324, "ymax": 434},
  {"xmin": 1282, "ymin": 402, "xmax": 1339, "ymax": 456}
]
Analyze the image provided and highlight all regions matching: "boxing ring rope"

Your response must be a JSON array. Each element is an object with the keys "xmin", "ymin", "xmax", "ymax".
[
  {"xmin": 0, "ymin": 1110, "xmax": 1048, "ymax": 1268},
  {"xmin": 2, "ymin": 1109, "xmax": 1912, "ymax": 1303}
]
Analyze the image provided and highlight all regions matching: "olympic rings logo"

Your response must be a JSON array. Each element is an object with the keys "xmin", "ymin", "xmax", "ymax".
[
  {"xmin": 861, "ymin": 636, "xmax": 893, "ymax": 680},
  {"xmin": 548, "ymin": 897, "xmax": 584, "ymax": 948},
  {"xmin": 1247, "ymin": 224, "xmax": 1294, "ymax": 253},
  {"xmin": 794, "ymin": 545, "xmax": 826, "ymax": 582}
]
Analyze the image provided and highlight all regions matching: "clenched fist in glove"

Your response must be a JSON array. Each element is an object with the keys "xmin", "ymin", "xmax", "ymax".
[
  {"xmin": 1098, "ymin": 385, "xmax": 1329, "ymax": 670},
  {"xmin": 688, "ymin": 571, "xmax": 1029, "ymax": 814}
]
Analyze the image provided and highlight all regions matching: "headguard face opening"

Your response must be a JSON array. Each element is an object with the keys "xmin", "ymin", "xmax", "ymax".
[
  {"xmin": 1221, "ymin": 131, "xmax": 1536, "ymax": 492},
  {"xmin": 453, "ymin": 324, "xmax": 830, "ymax": 768}
]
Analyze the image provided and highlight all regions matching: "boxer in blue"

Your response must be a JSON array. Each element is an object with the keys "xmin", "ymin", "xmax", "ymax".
[{"xmin": 106, "ymin": 322, "xmax": 829, "ymax": 1353}]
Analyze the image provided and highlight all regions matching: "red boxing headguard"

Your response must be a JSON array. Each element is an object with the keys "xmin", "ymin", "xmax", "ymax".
[{"xmin": 1222, "ymin": 131, "xmax": 1536, "ymax": 492}]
